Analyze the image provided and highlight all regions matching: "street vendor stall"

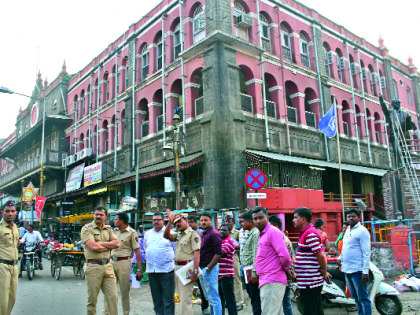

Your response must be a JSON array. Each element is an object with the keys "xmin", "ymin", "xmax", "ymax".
[{"xmin": 50, "ymin": 213, "xmax": 93, "ymax": 280}]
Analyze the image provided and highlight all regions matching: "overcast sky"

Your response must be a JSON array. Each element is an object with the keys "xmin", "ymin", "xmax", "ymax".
[{"xmin": 0, "ymin": 0, "xmax": 418, "ymax": 138}]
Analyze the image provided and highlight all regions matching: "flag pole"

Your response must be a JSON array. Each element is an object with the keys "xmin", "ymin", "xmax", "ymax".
[{"xmin": 333, "ymin": 96, "xmax": 346, "ymax": 221}]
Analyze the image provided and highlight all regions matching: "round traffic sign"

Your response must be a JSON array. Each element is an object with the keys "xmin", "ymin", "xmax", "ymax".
[{"xmin": 246, "ymin": 169, "xmax": 266, "ymax": 190}]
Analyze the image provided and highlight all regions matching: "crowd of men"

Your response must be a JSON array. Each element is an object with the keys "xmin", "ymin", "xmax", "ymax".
[{"xmin": 0, "ymin": 200, "xmax": 372, "ymax": 315}]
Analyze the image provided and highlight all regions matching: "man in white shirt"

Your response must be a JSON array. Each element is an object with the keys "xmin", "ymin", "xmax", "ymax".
[
  {"xmin": 144, "ymin": 212, "xmax": 175, "ymax": 315},
  {"xmin": 18, "ymin": 222, "xmax": 26, "ymax": 239},
  {"xmin": 338, "ymin": 208, "xmax": 371, "ymax": 315},
  {"xmin": 19, "ymin": 224, "xmax": 44, "ymax": 275}
]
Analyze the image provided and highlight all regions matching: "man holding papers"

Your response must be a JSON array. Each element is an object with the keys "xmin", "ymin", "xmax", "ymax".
[{"xmin": 164, "ymin": 209, "xmax": 201, "ymax": 315}]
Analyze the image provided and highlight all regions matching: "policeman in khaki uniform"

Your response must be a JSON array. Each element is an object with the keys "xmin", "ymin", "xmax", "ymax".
[
  {"xmin": 164, "ymin": 209, "xmax": 201, "ymax": 315},
  {"xmin": 225, "ymin": 214, "xmax": 244, "ymax": 310},
  {"xmin": 82, "ymin": 206, "xmax": 120, "ymax": 315},
  {"xmin": 103, "ymin": 212, "xmax": 142, "ymax": 315},
  {"xmin": 0, "ymin": 201, "xmax": 19, "ymax": 315}
]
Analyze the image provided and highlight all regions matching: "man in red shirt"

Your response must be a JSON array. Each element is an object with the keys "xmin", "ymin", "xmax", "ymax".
[
  {"xmin": 293, "ymin": 207, "xmax": 330, "ymax": 315},
  {"xmin": 218, "ymin": 224, "xmax": 237, "ymax": 315}
]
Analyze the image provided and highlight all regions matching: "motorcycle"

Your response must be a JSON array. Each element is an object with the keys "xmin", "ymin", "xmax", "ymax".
[
  {"xmin": 20, "ymin": 242, "xmax": 41, "ymax": 280},
  {"xmin": 294, "ymin": 262, "xmax": 403, "ymax": 315}
]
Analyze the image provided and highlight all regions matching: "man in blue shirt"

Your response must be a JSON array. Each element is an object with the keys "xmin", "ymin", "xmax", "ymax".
[
  {"xmin": 144, "ymin": 212, "xmax": 175, "ymax": 315},
  {"xmin": 338, "ymin": 208, "xmax": 371, "ymax": 315}
]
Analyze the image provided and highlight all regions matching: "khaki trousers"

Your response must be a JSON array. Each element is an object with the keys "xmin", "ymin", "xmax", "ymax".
[
  {"xmin": 175, "ymin": 265, "xmax": 195, "ymax": 315},
  {"xmin": 260, "ymin": 282, "xmax": 286, "ymax": 315},
  {"xmin": 0, "ymin": 264, "xmax": 18, "ymax": 315},
  {"xmin": 233, "ymin": 254, "xmax": 244, "ymax": 306},
  {"xmin": 85, "ymin": 263, "xmax": 118, "ymax": 315},
  {"xmin": 103, "ymin": 259, "xmax": 132, "ymax": 315}
]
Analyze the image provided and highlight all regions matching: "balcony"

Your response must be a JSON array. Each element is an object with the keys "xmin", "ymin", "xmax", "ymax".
[
  {"xmin": 195, "ymin": 97, "xmax": 204, "ymax": 116},
  {"xmin": 301, "ymin": 54, "xmax": 310, "ymax": 68},
  {"xmin": 283, "ymin": 46, "xmax": 291, "ymax": 61},
  {"xmin": 305, "ymin": 111, "xmax": 316, "ymax": 128},
  {"xmin": 287, "ymin": 106, "xmax": 297, "ymax": 123},
  {"xmin": 157, "ymin": 115, "xmax": 164, "ymax": 132},
  {"xmin": 266, "ymin": 101, "xmax": 276, "ymax": 118},
  {"xmin": 241, "ymin": 94, "xmax": 253, "ymax": 113},
  {"xmin": 141, "ymin": 121, "xmax": 149, "ymax": 138},
  {"xmin": 324, "ymin": 193, "xmax": 371, "ymax": 209},
  {"xmin": 0, "ymin": 151, "xmax": 66, "ymax": 187}
]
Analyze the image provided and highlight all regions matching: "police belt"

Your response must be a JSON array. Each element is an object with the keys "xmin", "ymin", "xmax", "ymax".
[
  {"xmin": 87, "ymin": 259, "xmax": 110, "ymax": 265},
  {"xmin": 176, "ymin": 260, "xmax": 192, "ymax": 266},
  {"xmin": 0, "ymin": 259, "xmax": 19, "ymax": 266},
  {"xmin": 112, "ymin": 256, "xmax": 130, "ymax": 262}
]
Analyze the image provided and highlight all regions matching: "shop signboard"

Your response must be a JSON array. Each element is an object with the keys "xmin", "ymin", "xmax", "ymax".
[
  {"xmin": 66, "ymin": 163, "xmax": 85, "ymax": 192},
  {"xmin": 84, "ymin": 162, "xmax": 104, "ymax": 187}
]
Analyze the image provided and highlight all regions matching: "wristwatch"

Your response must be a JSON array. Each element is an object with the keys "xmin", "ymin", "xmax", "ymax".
[{"xmin": 193, "ymin": 269, "xmax": 199, "ymax": 274}]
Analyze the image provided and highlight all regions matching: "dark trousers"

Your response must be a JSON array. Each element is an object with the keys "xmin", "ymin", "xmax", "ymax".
[
  {"xmin": 219, "ymin": 277, "xmax": 238, "ymax": 315},
  {"xmin": 245, "ymin": 282, "xmax": 261, "ymax": 315},
  {"xmin": 299, "ymin": 286, "xmax": 324, "ymax": 315},
  {"xmin": 198, "ymin": 276, "xmax": 209, "ymax": 310},
  {"xmin": 148, "ymin": 271, "xmax": 175, "ymax": 315}
]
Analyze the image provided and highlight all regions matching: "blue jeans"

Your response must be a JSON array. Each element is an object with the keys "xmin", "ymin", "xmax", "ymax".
[
  {"xmin": 199, "ymin": 265, "xmax": 222, "ymax": 315},
  {"xmin": 283, "ymin": 286, "xmax": 293, "ymax": 315},
  {"xmin": 345, "ymin": 272, "xmax": 372, "ymax": 315},
  {"xmin": 245, "ymin": 282, "xmax": 262, "ymax": 315}
]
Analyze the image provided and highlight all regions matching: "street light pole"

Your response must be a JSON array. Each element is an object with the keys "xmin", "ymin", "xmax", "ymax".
[{"xmin": 174, "ymin": 115, "xmax": 181, "ymax": 210}]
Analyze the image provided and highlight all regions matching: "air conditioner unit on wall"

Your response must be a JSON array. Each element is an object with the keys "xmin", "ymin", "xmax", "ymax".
[
  {"xmin": 339, "ymin": 57, "xmax": 346, "ymax": 70},
  {"xmin": 380, "ymin": 76, "xmax": 387, "ymax": 88},
  {"xmin": 370, "ymin": 73, "xmax": 378, "ymax": 84},
  {"xmin": 235, "ymin": 14, "xmax": 253, "ymax": 29},
  {"xmin": 66, "ymin": 155, "xmax": 74, "ymax": 166},
  {"xmin": 362, "ymin": 68, "xmax": 368, "ymax": 80},
  {"xmin": 350, "ymin": 63, "xmax": 358, "ymax": 76},
  {"xmin": 79, "ymin": 148, "xmax": 92, "ymax": 159},
  {"xmin": 326, "ymin": 51, "xmax": 334, "ymax": 65},
  {"xmin": 62, "ymin": 158, "xmax": 67, "ymax": 168}
]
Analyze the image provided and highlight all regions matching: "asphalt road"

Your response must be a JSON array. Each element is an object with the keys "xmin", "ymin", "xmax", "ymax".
[{"xmin": 11, "ymin": 258, "xmax": 419, "ymax": 315}]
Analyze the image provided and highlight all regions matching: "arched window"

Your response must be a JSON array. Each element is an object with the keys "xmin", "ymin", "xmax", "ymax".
[
  {"xmin": 193, "ymin": 5, "xmax": 205, "ymax": 43},
  {"xmin": 173, "ymin": 22, "xmax": 182, "ymax": 59},
  {"xmin": 259, "ymin": 14, "xmax": 271, "ymax": 53},
  {"xmin": 336, "ymin": 48, "xmax": 345, "ymax": 83},
  {"xmin": 393, "ymin": 80, "xmax": 399, "ymax": 99},
  {"xmin": 233, "ymin": 2, "xmax": 248, "ymax": 40},
  {"xmin": 281, "ymin": 23, "xmax": 291, "ymax": 61},
  {"xmin": 407, "ymin": 88, "xmax": 412, "ymax": 105},
  {"xmin": 360, "ymin": 60, "xmax": 369, "ymax": 93},
  {"xmin": 156, "ymin": 34, "xmax": 163, "ymax": 71},
  {"xmin": 323, "ymin": 42, "xmax": 332, "ymax": 77},
  {"xmin": 368, "ymin": 65, "xmax": 377, "ymax": 96},
  {"xmin": 299, "ymin": 32, "xmax": 310, "ymax": 68},
  {"xmin": 349, "ymin": 54, "xmax": 358, "ymax": 89},
  {"xmin": 141, "ymin": 45, "xmax": 149, "ymax": 80}
]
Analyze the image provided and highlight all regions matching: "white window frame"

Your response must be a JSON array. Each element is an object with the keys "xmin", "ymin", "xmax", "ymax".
[
  {"xmin": 233, "ymin": 3, "xmax": 248, "ymax": 41},
  {"xmin": 141, "ymin": 46, "xmax": 149, "ymax": 80},
  {"xmin": 174, "ymin": 23, "xmax": 182, "ymax": 59},
  {"xmin": 299, "ymin": 33, "xmax": 310, "ymax": 68},
  {"xmin": 393, "ymin": 81, "xmax": 399, "ymax": 99},
  {"xmin": 407, "ymin": 89, "xmax": 412, "ymax": 105},
  {"xmin": 157, "ymin": 35, "xmax": 163, "ymax": 70},
  {"xmin": 193, "ymin": 5, "xmax": 205, "ymax": 43}
]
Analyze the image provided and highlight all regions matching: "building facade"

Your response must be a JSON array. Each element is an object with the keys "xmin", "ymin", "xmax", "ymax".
[{"xmin": 1, "ymin": 0, "xmax": 419, "ymax": 238}]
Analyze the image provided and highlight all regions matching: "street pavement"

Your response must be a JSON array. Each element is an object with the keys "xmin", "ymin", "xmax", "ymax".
[{"xmin": 12, "ymin": 258, "xmax": 420, "ymax": 314}]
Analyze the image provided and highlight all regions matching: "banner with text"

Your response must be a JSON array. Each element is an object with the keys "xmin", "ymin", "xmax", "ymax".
[
  {"xmin": 35, "ymin": 195, "xmax": 46, "ymax": 221},
  {"xmin": 84, "ymin": 162, "xmax": 103, "ymax": 187},
  {"xmin": 66, "ymin": 163, "xmax": 85, "ymax": 192}
]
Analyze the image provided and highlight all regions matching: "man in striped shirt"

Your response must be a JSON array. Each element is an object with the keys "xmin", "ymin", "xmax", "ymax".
[
  {"xmin": 293, "ymin": 207, "xmax": 330, "ymax": 315},
  {"xmin": 218, "ymin": 224, "xmax": 237, "ymax": 315}
]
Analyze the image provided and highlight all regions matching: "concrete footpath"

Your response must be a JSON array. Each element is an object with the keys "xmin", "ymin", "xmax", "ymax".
[{"xmin": 12, "ymin": 259, "xmax": 420, "ymax": 314}]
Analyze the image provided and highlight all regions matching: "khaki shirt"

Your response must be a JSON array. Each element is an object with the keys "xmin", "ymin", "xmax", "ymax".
[
  {"xmin": 0, "ymin": 219, "xmax": 19, "ymax": 261},
  {"xmin": 82, "ymin": 220, "xmax": 117, "ymax": 260},
  {"xmin": 174, "ymin": 227, "xmax": 201, "ymax": 262},
  {"xmin": 111, "ymin": 226, "xmax": 140, "ymax": 257},
  {"xmin": 230, "ymin": 227, "xmax": 240, "ymax": 254}
]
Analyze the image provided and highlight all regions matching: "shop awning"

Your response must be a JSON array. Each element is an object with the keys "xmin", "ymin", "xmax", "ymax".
[
  {"xmin": 246, "ymin": 150, "xmax": 388, "ymax": 177},
  {"xmin": 56, "ymin": 213, "xmax": 94, "ymax": 223},
  {"xmin": 88, "ymin": 187, "xmax": 107, "ymax": 195}
]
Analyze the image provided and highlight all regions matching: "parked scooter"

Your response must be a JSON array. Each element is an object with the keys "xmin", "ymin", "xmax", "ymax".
[{"xmin": 294, "ymin": 261, "xmax": 402, "ymax": 315}]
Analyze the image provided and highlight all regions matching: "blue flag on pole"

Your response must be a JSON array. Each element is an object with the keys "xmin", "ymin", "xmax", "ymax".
[{"xmin": 319, "ymin": 103, "xmax": 337, "ymax": 138}]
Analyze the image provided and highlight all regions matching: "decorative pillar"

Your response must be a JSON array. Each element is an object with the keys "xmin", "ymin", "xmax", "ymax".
[
  {"xmin": 92, "ymin": 132, "xmax": 97, "ymax": 153},
  {"xmin": 149, "ymin": 44, "xmax": 157, "ymax": 74},
  {"xmin": 135, "ymin": 110, "xmax": 147, "ymax": 139},
  {"xmin": 268, "ymin": 86, "xmax": 283, "ymax": 120},
  {"xmin": 91, "ymin": 86, "xmax": 98, "ymax": 110},
  {"xmin": 100, "ymin": 80, "xmax": 108, "ymax": 105},
  {"xmin": 109, "ymin": 73, "xmax": 116, "ymax": 99},
  {"xmin": 290, "ymin": 32, "xmax": 301, "ymax": 66},
  {"xmin": 183, "ymin": 18, "xmax": 193, "ymax": 49},
  {"xmin": 185, "ymin": 83, "xmax": 200, "ymax": 118},
  {"xmin": 357, "ymin": 113, "xmax": 367, "ymax": 140},
  {"xmin": 98, "ymin": 129, "xmax": 107, "ymax": 154},
  {"xmin": 375, "ymin": 118, "xmax": 386, "ymax": 145},
  {"xmin": 78, "ymin": 97, "xmax": 84, "ymax": 119},
  {"xmin": 343, "ymin": 108, "xmax": 356, "ymax": 138}
]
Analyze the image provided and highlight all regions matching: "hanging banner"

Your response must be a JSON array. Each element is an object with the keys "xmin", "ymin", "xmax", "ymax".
[
  {"xmin": 84, "ymin": 162, "xmax": 103, "ymax": 187},
  {"xmin": 35, "ymin": 195, "xmax": 46, "ymax": 221},
  {"xmin": 66, "ymin": 163, "xmax": 85, "ymax": 192}
]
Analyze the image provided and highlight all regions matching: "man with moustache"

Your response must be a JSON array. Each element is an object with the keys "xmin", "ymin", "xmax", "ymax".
[
  {"xmin": 81, "ymin": 206, "xmax": 120, "ymax": 315},
  {"xmin": 164, "ymin": 210, "xmax": 201, "ymax": 315},
  {"xmin": 144, "ymin": 212, "xmax": 176, "ymax": 315},
  {"xmin": 0, "ymin": 200, "xmax": 19, "ymax": 315},
  {"xmin": 199, "ymin": 212, "xmax": 223, "ymax": 315},
  {"xmin": 103, "ymin": 211, "xmax": 142, "ymax": 315}
]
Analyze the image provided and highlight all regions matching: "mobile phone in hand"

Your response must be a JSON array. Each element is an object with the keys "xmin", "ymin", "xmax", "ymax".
[{"xmin": 326, "ymin": 276, "xmax": 332, "ymax": 284}]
